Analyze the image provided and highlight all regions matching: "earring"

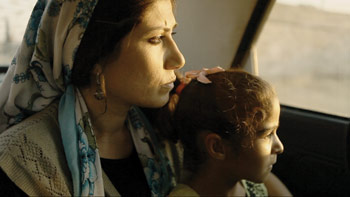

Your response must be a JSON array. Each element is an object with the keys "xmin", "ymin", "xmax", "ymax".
[{"xmin": 94, "ymin": 72, "xmax": 106, "ymax": 100}]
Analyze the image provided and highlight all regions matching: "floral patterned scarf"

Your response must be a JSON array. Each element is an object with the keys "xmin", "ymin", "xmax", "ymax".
[{"xmin": 0, "ymin": 0, "xmax": 174, "ymax": 196}]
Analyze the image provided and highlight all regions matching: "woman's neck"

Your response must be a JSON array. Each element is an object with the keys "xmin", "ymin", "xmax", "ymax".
[{"xmin": 79, "ymin": 87, "xmax": 134, "ymax": 159}]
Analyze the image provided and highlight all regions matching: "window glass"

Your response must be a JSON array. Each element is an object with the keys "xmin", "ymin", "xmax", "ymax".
[
  {"xmin": 256, "ymin": 0, "xmax": 350, "ymax": 117},
  {"xmin": 0, "ymin": 0, "xmax": 37, "ymax": 63}
]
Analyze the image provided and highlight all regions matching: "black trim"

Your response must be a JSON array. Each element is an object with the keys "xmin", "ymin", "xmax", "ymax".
[
  {"xmin": 273, "ymin": 105, "xmax": 350, "ymax": 195},
  {"xmin": 231, "ymin": 0, "xmax": 272, "ymax": 68},
  {"xmin": 0, "ymin": 66, "xmax": 9, "ymax": 73},
  {"xmin": 281, "ymin": 104, "xmax": 350, "ymax": 121},
  {"xmin": 280, "ymin": 104, "xmax": 350, "ymax": 170}
]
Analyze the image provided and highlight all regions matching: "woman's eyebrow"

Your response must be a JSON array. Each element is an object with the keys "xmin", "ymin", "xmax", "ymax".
[{"xmin": 148, "ymin": 23, "xmax": 178, "ymax": 32}]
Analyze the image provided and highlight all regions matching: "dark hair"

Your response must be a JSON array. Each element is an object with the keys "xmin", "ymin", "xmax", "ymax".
[
  {"xmin": 158, "ymin": 70, "xmax": 276, "ymax": 172},
  {"xmin": 72, "ymin": 0, "xmax": 175, "ymax": 87}
]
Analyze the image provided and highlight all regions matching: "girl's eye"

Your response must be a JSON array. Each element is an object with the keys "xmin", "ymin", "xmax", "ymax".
[
  {"xmin": 264, "ymin": 131, "xmax": 274, "ymax": 139},
  {"xmin": 266, "ymin": 132, "xmax": 273, "ymax": 138}
]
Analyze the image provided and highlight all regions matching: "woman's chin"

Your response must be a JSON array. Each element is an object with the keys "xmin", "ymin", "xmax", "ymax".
[
  {"xmin": 139, "ymin": 93, "xmax": 170, "ymax": 108},
  {"xmin": 154, "ymin": 94, "xmax": 170, "ymax": 108}
]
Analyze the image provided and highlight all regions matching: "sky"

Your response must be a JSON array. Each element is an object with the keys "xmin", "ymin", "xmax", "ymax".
[
  {"xmin": 0, "ymin": 0, "xmax": 349, "ymax": 43},
  {"xmin": 278, "ymin": 0, "xmax": 350, "ymax": 14}
]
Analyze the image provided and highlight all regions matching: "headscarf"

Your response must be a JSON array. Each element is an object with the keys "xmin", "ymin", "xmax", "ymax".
[{"xmin": 0, "ymin": 0, "xmax": 174, "ymax": 196}]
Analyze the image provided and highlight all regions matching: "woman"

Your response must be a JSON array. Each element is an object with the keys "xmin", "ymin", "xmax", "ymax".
[{"xmin": 0, "ymin": 0, "xmax": 184, "ymax": 196}]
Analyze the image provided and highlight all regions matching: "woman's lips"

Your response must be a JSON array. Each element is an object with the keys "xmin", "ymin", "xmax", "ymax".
[
  {"xmin": 162, "ymin": 77, "xmax": 176, "ymax": 90},
  {"xmin": 162, "ymin": 82, "xmax": 174, "ymax": 90}
]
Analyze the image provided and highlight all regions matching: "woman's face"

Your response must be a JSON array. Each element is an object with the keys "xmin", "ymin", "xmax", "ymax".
[
  {"xmin": 225, "ymin": 97, "xmax": 284, "ymax": 183},
  {"xmin": 102, "ymin": 0, "xmax": 185, "ymax": 108}
]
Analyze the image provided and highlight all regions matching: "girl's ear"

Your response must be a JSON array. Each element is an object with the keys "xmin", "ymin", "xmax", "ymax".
[{"xmin": 204, "ymin": 133, "xmax": 227, "ymax": 160}]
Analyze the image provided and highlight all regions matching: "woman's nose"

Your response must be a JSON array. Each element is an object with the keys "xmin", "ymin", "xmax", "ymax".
[
  {"xmin": 164, "ymin": 39, "xmax": 185, "ymax": 70},
  {"xmin": 272, "ymin": 133, "xmax": 284, "ymax": 154}
]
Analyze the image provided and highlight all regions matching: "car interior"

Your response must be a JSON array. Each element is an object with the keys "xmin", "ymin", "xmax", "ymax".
[
  {"xmin": 174, "ymin": 0, "xmax": 350, "ymax": 195},
  {"xmin": 0, "ymin": 0, "xmax": 349, "ymax": 195}
]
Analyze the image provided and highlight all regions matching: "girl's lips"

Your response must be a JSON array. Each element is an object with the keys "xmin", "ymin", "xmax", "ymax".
[{"xmin": 269, "ymin": 161, "xmax": 276, "ymax": 169}]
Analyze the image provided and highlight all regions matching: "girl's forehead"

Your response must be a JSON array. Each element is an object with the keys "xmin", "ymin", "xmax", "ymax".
[{"xmin": 260, "ymin": 97, "xmax": 280, "ymax": 131}]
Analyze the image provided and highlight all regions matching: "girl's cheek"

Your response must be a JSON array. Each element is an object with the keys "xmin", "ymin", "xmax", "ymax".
[{"xmin": 255, "ymin": 139, "xmax": 273, "ymax": 156}]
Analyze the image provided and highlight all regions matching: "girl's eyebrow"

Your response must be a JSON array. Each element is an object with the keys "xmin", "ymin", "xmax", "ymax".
[
  {"xmin": 258, "ymin": 124, "xmax": 279, "ymax": 133},
  {"xmin": 263, "ymin": 125, "xmax": 279, "ymax": 131}
]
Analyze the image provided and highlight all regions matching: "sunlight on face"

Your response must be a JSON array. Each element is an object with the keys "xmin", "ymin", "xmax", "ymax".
[
  {"xmin": 227, "ymin": 96, "xmax": 284, "ymax": 183},
  {"xmin": 102, "ymin": 0, "xmax": 185, "ymax": 108}
]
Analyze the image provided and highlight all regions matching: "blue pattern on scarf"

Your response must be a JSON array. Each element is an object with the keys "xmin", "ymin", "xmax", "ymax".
[
  {"xmin": 25, "ymin": 0, "xmax": 46, "ymax": 46},
  {"xmin": 48, "ymin": 0, "xmax": 62, "ymax": 16},
  {"xmin": 79, "ymin": 125, "xmax": 98, "ymax": 196},
  {"xmin": 58, "ymin": 85, "xmax": 81, "ymax": 196}
]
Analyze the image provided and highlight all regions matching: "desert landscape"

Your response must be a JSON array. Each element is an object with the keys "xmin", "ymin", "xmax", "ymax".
[
  {"xmin": 256, "ymin": 3, "xmax": 350, "ymax": 117},
  {"xmin": 0, "ymin": 1, "xmax": 349, "ymax": 117}
]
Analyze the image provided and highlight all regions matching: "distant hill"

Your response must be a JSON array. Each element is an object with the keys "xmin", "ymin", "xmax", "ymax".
[
  {"xmin": 257, "ymin": 3, "xmax": 350, "ymax": 76},
  {"xmin": 256, "ymin": 3, "xmax": 350, "ymax": 116},
  {"xmin": 0, "ymin": 0, "xmax": 36, "ymax": 65}
]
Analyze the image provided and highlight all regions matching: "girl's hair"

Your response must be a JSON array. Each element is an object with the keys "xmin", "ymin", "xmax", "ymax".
[
  {"xmin": 72, "ymin": 0, "xmax": 176, "ymax": 87},
  {"xmin": 158, "ymin": 70, "xmax": 277, "ymax": 172}
]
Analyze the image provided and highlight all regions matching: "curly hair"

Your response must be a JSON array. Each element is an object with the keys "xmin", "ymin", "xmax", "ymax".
[{"xmin": 158, "ymin": 69, "xmax": 277, "ymax": 172}]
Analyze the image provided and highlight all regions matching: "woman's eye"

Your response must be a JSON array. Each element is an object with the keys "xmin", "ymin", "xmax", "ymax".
[
  {"xmin": 149, "ymin": 36, "xmax": 163, "ymax": 44},
  {"xmin": 148, "ymin": 32, "xmax": 176, "ymax": 45}
]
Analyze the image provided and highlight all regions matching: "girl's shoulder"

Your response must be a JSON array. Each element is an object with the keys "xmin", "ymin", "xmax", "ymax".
[
  {"xmin": 168, "ymin": 184, "xmax": 199, "ymax": 197},
  {"xmin": 241, "ymin": 179, "xmax": 268, "ymax": 197}
]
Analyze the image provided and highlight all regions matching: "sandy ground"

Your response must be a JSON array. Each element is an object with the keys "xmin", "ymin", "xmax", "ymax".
[
  {"xmin": 0, "ymin": 0, "xmax": 36, "ymax": 65},
  {"xmin": 256, "ymin": 3, "xmax": 350, "ymax": 117}
]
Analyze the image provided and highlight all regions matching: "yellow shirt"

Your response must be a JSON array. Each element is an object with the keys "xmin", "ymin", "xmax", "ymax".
[
  {"xmin": 168, "ymin": 180, "xmax": 267, "ymax": 197},
  {"xmin": 169, "ymin": 184, "xmax": 199, "ymax": 197}
]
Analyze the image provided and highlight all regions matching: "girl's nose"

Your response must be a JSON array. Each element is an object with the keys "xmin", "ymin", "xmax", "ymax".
[
  {"xmin": 272, "ymin": 133, "xmax": 284, "ymax": 154},
  {"xmin": 164, "ymin": 39, "xmax": 185, "ymax": 70}
]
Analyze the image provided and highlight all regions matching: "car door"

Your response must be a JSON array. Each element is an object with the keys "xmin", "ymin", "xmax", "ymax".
[
  {"xmin": 1, "ymin": 0, "xmax": 349, "ymax": 195},
  {"xmin": 174, "ymin": 0, "xmax": 350, "ymax": 195},
  {"xmin": 253, "ymin": 1, "xmax": 350, "ymax": 195}
]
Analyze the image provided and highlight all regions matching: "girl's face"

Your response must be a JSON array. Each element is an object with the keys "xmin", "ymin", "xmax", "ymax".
[
  {"xmin": 225, "ymin": 96, "xmax": 284, "ymax": 183},
  {"xmin": 102, "ymin": 0, "xmax": 185, "ymax": 108}
]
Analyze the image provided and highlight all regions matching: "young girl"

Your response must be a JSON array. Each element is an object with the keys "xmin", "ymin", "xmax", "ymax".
[{"xmin": 160, "ymin": 68, "xmax": 288, "ymax": 196}]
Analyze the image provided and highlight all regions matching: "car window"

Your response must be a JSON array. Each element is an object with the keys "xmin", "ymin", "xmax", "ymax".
[
  {"xmin": 1, "ymin": 0, "xmax": 257, "ymax": 82},
  {"xmin": 0, "ymin": 0, "xmax": 37, "ymax": 83},
  {"xmin": 174, "ymin": 0, "xmax": 256, "ymax": 72},
  {"xmin": 256, "ymin": 0, "xmax": 350, "ymax": 117}
]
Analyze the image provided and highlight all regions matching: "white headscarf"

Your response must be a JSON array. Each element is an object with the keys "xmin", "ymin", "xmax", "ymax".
[{"xmin": 0, "ymin": 0, "xmax": 174, "ymax": 195}]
